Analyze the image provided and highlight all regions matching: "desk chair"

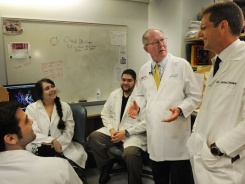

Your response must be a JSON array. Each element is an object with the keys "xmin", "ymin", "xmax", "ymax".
[
  {"xmin": 108, "ymin": 145, "xmax": 153, "ymax": 179},
  {"xmin": 69, "ymin": 103, "xmax": 88, "ymax": 184},
  {"xmin": 69, "ymin": 103, "xmax": 87, "ymax": 147},
  {"xmin": 0, "ymin": 86, "xmax": 9, "ymax": 102}
]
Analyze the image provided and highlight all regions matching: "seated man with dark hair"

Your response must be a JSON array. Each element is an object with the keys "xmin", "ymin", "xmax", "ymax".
[
  {"xmin": 0, "ymin": 101, "xmax": 83, "ymax": 184},
  {"xmin": 89, "ymin": 69, "xmax": 147, "ymax": 184}
]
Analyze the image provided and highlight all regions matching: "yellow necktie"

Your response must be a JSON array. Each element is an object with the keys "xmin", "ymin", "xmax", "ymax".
[{"xmin": 153, "ymin": 63, "xmax": 160, "ymax": 89}]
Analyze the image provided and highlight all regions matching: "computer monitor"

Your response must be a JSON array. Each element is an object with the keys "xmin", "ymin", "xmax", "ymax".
[{"xmin": 4, "ymin": 83, "xmax": 37, "ymax": 110}]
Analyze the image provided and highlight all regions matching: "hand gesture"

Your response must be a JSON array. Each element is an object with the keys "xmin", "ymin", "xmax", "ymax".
[
  {"xmin": 128, "ymin": 100, "xmax": 139, "ymax": 119},
  {"xmin": 161, "ymin": 107, "xmax": 181, "ymax": 122}
]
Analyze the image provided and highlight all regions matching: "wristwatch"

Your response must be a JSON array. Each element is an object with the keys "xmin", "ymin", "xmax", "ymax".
[
  {"xmin": 125, "ymin": 130, "xmax": 130, "ymax": 137},
  {"xmin": 210, "ymin": 143, "xmax": 224, "ymax": 156},
  {"xmin": 177, "ymin": 107, "xmax": 183, "ymax": 116}
]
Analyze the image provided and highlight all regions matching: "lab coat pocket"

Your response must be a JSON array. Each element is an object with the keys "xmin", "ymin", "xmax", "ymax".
[
  {"xmin": 186, "ymin": 132, "xmax": 203, "ymax": 156},
  {"xmin": 186, "ymin": 134, "xmax": 195, "ymax": 157},
  {"xmin": 186, "ymin": 133, "xmax": 195, "ymax": 157},
  {"xmin": 201, "ymin": 142, "xmax": 231, "ymax": 171},
  {"xmin": 164, "ymin": 118, "xmax": 188, "ymax": 138}
]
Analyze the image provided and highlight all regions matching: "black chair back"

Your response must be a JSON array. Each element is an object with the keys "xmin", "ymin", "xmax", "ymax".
[{"xmin": 69, "ymin": 103, "xmax": 87, "ymax": 145}]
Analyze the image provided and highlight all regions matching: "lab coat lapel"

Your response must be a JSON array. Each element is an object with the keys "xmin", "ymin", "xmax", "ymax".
[
  {"xmin": 207, "ymin": 57, "xmax": 219, "ymax": 86},
  {"xmin": 208, "ymin": 56, "xmax": 234, "ymax": 86},
  {"xmin": 156, "ymin": 57, "xmax": 173, "ymax": 96},
  {"xmin": 218, "ymin": 58, "xmax": 232, "ymax": 75},
  {"xmin": 121, "ymin": 89, "xmax": 135, "ymax": 123},
  {"xmin": 37, "ymin": 100, "xmax": 50, "ymax": 123},
  {"xmin": 114, "ymin": 90, "xmax": 123, "ymax": 130},
  {"xmin": 37, "ymin": 100, "xmax": 58, "ymax": 123},
  {"xmin": 50, "ymin": 104, "xmax": 58, "ymax": 123},
  {"xmin": 147, "ymin": 62, "xmax": 157, "ymax": 91}
]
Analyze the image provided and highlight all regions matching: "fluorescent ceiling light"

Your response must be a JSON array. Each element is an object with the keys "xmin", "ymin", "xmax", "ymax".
[{"xmin": 0, "ymin": 0, "xmax": 80, "ymax": 7}]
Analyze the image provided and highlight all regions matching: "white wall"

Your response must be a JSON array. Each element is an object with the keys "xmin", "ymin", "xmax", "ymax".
[
  {"xmin": 148, "ymin": 0, "xmax": 183, "ymax": 57},
  {"xmin": 180, "ymin": 0, "xmax": 214, "ymax": 58},
  {"xmin": 0, "ymin": 0, "xmax": 149, "ymax": 85},
  {"xmin": 148, "ymin": 0, "xmax": 214, "ymax": 59},
  {"xmin": 0, "ymin": 0, "xmax": 216, "ymax": 86}
]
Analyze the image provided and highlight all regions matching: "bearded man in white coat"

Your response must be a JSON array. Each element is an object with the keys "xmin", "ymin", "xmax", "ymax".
[
  {"xmin": 128, "ymin": 29, "xmax": 201, "ymax": 184},
  {"xmin": 186, "ymin": 2, "xmax": 245, "ymax": 184},
  {"xmin": 0, "ymin": 101, "xmax": 82, "ymax": 184},
  {"xmin": 89, "ymin": 69, "xmax": 146, "ymax": 184}
]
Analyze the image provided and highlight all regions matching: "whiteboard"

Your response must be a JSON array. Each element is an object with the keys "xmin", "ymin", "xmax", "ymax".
[{"xmin": 2, "ymin": 18, "xmax": 127, "ymax": 103}]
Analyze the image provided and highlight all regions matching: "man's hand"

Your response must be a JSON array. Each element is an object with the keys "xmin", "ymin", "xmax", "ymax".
[
  {"xmin": 128, "ymin": 100, "xmax": 139, "ymax": 119},
  {"xmin": 161, "ymin": 107, "xmax": 181, "ymax": 122},
  {"xmin": 51, "ymin": 139, "xmax": 62, "ymax": 153},
  {"xmin": 111, "ymin": 130, "xmax": 126, "ymax": 143},
  {"xmin": 109, "ymin": 129, "xmax": 117, "ymax": 137}
]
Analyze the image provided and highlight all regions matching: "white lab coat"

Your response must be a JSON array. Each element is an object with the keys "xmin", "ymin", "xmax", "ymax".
[
  {"xmin": 25, "ymin": 100, "xmax": 87, "ymax": 168},
  {"xmin": 187, "ymin": 40, "xmax": 245, "ymax": 184},
  {"xmin": 0, "ymin": 150, "xmax": 82, "ymax": 184},
  {"xmin": 97, "ymin": 88, "xmax": 147, "ymax": 150},
  {"xmin": 136, "ymin": 54, "xmax": 201, "ymax": 161}
]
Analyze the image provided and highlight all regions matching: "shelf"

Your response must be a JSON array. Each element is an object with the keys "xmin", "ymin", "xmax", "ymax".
[
  {"xmin": 192, "ymin": 65, "xmax": 212, "ymax": 71},
  {"xmin": 186, "ymin": 33, "xmax": 245, "ymax": 42},
  {"xmin": 185, "ymin": 37, "xmax": 203, "ymax": 42},
  {"xmin": 240, "ymin": 33, "xmax": 245, "ymax": 39}
]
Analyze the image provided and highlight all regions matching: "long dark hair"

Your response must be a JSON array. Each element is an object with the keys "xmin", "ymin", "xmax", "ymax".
[{"xmin": 34, "ymin": 78, "xmax": 65, "ymax": 131}]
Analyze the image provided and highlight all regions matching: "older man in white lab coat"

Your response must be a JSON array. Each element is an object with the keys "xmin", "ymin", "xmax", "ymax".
[
  {"xmin": 89, "ymin": 69, "xmax": 146, "ymax": 184},
  {"xmin": 128, "ymin": 29, "xmax": 201, "ymax": 184},
  {"xmin": 0, "ymin": 101, "xmax": 82, "ymax": 184},
  {"xmin": 186, "ymin": 2, "xmax": 245, "ymax": 184}
]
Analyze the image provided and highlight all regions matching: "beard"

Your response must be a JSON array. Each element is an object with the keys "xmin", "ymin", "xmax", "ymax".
[{"xmin": 121, "ymin": 85, "xmax": 133, "ymax": 93}]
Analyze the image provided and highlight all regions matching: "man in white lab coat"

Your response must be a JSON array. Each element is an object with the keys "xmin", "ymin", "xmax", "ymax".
[
  {"xmin": 0, "ymin": 101, "xmax": 82, "ymax": 184},
  {"xmin": 186, "ymin": 2, "xmax": 245, "ymax": 184},
  {"xmin": 89, "ymin": 69, "xmax": 146, "ymax": 184},
  {"xmin": 128, "ymin": 29, "xmax": 201, "ymax": 184}
]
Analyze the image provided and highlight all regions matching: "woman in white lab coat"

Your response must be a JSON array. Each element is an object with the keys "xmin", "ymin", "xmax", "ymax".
[{"xmin": 25, "ymin": 78, "xmax": 87, "ymax": 183}]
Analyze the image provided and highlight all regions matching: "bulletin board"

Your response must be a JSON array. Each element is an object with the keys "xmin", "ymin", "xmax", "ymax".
[{"xmin": 2, "ymin": 17, "xmax": 127, "ymax": 102}]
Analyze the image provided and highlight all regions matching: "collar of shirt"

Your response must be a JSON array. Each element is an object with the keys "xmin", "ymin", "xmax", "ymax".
[
  {"xmin": 151, "ymin": 53, "xmax": 170, "ymax": 77},
  {"xmin": 0, "ymin": 150, "xmax": 34, "ymax": 163},
  {"xmin": 214, "ymin": 39, "xmax": 240, "ymax": 67}
]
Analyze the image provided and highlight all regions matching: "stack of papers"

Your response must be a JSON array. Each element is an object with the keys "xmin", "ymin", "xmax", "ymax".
[{"xmin": 185, "ymin": 21, "xmax": 200, "ymax": 39}]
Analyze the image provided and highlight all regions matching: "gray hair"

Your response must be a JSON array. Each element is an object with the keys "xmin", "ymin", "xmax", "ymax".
[{"xmin": 142, "ymin": 29, "xmax": 164, "ymax": 46}]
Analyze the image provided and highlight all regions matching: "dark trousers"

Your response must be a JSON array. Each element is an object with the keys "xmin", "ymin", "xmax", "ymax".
[
  {"xmin": 88, "ymin": 131, "xmax": 143, "ymax": 184},
  {"xmin": 151, "ymin": 159, "xmax": 194, "ymax": 184},
  {"xmin": 123, "ymin": 146, "xmax": 143, "ymax": 184},
  {"xmin": 88, "ymin": 131, "xmax": 116, "ymax": 167}
]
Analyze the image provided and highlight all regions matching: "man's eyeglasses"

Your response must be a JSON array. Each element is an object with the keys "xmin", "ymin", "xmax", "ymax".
[
  {"xmin": 145, "ymin": 38, "xmax": 167, "ymax": 46},
  {"xmin": 200, "ymin": 22, "xmax": 219, "ymax": 31},
  {"xmin": 200, "ymin": 24, "xmax": 210, "ymax": 31}
]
